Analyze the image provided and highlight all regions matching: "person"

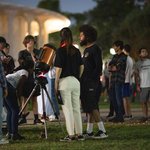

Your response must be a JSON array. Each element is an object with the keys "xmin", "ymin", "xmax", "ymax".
[
  {"xmin": 54, "ymin": 27, "xmax": 84, "ymax": 141},
  {"xmin": 122, "ymin": 44, "xmax": 134, "ymax": 119},
  {"xmin": 134, "ymin": 48, "xmax": 150, "ymax": 122},
  {"xmin": 79, "ymin": 24, "xmax": 108, "ymax": 139},
  {"xmin": 17, "ymin": 35, "xmax": 42, "ymax": 125},
  {"xmin": 2, "ymin": 43, "xmax": 15, "ymax": 75},
  {"xmin": 4, "ymin": 59, "xmax": 34, "ymax": 140},
  {"xmin": 0, "ymin": 36, "xmax": 9, "ymax": 144},
  {"xmin": 108, "ymin": 40, "xmax": 127, "ymax": 123},
  {"xmin": 103, "ymin": 62, "xmax": 109, "ymax": 100},
  {"xmin": 37, "ymin": 43, "xmax": 60, "ymax": 121}
]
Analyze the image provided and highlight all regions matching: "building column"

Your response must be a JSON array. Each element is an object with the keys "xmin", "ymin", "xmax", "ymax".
[{"xmin": 6, "ymin": 10, "xmax": 16, "ymax": 58}]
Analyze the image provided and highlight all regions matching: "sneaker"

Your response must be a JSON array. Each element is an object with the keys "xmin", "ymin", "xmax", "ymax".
[
  {"xmin": 83, "ymin": 132, "xmax": 94, "ymax": 139},
  {"xmin": 18, "ymin": 117, "xmax": 27, "ymax": 125},
  {"xmin": 49, "ymin": 115, "xmax": 57, "ymax": 122},
  {"xmin": 94, "ymin": 130, "xmax": 108, "ymax": 139},
  {"xmin": 77, "ymin": 135, "xmax": 85, "ymax": 141},
  {"xmin": 60, "ymin": 135, "xmax": 76, "ymax": 142},
  {"xmin": 11, "ymin": 133, "xmax": 25, "ymax": 140},
  {"xmin": 33, "ymin": 119, "xmax": 44, "ymax": 125},
  {"xmin": 0, "ymin": 138, "xmax": 9, "ymax": 144},
  {"xmin": 106, "ymin": 114, "xmax": 114, "ymax": 119}
]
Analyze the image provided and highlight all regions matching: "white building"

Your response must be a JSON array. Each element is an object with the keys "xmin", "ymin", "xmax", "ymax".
[{"xmin": 0, "ymin": 2, "xmax": 70, "ymax": 63}]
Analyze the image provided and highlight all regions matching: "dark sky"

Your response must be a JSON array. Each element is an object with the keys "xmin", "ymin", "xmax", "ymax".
[{"xmin": 0, "ymin": 0, "xmax": 96, "ymax": 13}]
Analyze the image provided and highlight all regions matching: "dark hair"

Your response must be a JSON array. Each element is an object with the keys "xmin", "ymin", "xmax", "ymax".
[
  {"xmin": 79, "ymin": 24, "xmax": 97, "ymax": 43},
  {"xmin": 138, "ymin": 47, "xmax": 148, "ymax": 54},
  {"xmin": 60, "ymin": 27, "xmax": 76, "ymax": 55},
  {"xmin": 23, "ymin": 35, "xmax": 35, "ymax": 47},
  {"xmin": 124, "ymin": 44, "xmax": 131, "ymax": 53},
  {"xmin": 60, "ymin": 27, "xmax": 73, "ymax": 46},
  {"xmin": 113, "ymin": 40, "xmax": 124, "ymax": 50},
  {"xmin": 22, "ymin": 57, "xmax": 34, "ymax": 70},
  {"xmin": 0, "ymin": 36, "xmax": 6, "ymax": 47}
]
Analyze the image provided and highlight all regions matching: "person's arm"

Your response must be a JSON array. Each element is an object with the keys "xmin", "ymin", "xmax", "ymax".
[
  {"xmin": 55, "ymin": 67, "xmax": 62, "ymax": 94},
  {"xmin": 79, "ymin": 65, "xmax": 84, "ymax": 78},
  {"xmin": 134, "ymin": 69, "xmax": 140, "ymax": 92}
]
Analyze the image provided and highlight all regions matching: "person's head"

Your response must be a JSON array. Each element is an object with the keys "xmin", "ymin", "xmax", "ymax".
[
  {"xmin": 112, "ymin": 40, "xmax": 124, "ymax": 54},
  {"xmin": 23, "ymin": 35, "xmax": 35, "ymax": 48},
  {"xmin": 22, "ymin": 57, "xmax": 34, "ymax": 72},
  {"xmin": 3, "ymin": 43, "xmax": 10, "ymax": 55},
  {"xmin": 0, "ymin": 36, "xmax": 6, "ymax": 50},
  {"xmin": 60, "ymin": 27, "xmax": 73, "ymax": 47},
  {"xmin": 79, "ymin": 24, "xmax": 97, "ymax": 46},
  {"xmin": 123, "ymin": 44, "xmax": 131, "ymax": 55},
  {"xmin": 60, "ymin": 27, "xmax": 77, "ymax": 55},
  {"xmin": 138, "ymin": 48, "xmax": 149, "ymax": 59}
]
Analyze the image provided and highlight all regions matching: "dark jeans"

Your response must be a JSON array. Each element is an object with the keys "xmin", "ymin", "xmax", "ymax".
[
  {"xmin": 109, "ymin": 82, "xmax": 124, "ymax": 120},
  {"xmin": 4, "ymin": 82, "xmax": 19, "ymax": 134}
]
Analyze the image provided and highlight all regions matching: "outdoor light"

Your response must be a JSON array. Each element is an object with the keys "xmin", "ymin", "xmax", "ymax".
[{"xmin": 45, "ymin": 19, "xmax": 71, "ymax": 33}]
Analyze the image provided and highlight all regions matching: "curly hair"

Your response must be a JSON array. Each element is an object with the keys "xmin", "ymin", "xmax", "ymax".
[{"xmin": 79, "ymin": 24, "xmax": 97, "ymax": 43}]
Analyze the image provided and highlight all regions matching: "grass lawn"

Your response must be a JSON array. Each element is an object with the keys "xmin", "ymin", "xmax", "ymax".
[{"xmin": 1, "ymin": 122, "xmax": 150, "ymax": 150}]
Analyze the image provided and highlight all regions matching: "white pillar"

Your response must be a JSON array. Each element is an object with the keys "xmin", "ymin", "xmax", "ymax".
[{"xmin": 6, "ymin": 10, "xmax": 17, "ymax": 61}]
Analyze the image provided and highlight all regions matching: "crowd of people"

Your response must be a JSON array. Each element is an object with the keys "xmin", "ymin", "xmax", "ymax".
[
  {"xmin": 102, "ymin": 41, "xmax": 150, "ymax": 123},
  {"xmin": 0, "ymin": 24, "xmax": 150, "ymax": 144}
]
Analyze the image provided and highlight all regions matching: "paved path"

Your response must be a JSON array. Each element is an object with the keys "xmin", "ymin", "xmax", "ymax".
[{"xmin": 24, "ymin": 108, "xmax": 150, "ymax": 125}]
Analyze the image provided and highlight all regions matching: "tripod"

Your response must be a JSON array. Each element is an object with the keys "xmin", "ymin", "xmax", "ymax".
[{"xmin": 19, "ymin": 75, "xmax": 64, "ymax": 139}]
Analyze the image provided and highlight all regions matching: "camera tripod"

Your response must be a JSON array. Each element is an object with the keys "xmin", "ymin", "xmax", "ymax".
[{"xmin": 19, "ymin": 75, "xmax": 64, "ymax": 139}]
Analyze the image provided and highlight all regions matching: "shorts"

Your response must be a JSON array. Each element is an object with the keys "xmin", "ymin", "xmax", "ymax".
[
  {"xmin": 140, "ymin": 87, "xmax": 150, "ymax": 102},
  {"xmin": 80, "ymin": 78, "xmax": 101, "ymax": 113},
  {"xmin": 122, "ymin": 83, "xmax": 132, "ymax": 98}
]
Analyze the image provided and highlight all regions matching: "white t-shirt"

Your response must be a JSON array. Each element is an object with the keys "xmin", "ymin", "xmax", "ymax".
[
  {"xmin": 6, "ymin": 69, "xmax": 28, "ymax": 88},
  {"xmin": 135, "ymin": 58, "xmax": 150, "ymax": 88},
  {"xmin": 125, "ymin": 56, "xmax": 134, "ymax": 84}
]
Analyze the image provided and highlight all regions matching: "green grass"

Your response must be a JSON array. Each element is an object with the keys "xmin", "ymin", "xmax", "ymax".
[{"xmin": 1, "ymin": 122, "xmax": 150, "ymax": 150}]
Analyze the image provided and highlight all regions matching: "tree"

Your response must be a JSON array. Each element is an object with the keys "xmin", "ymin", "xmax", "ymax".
[
  {"xmin": 37, "ymin": 0, "xmax": 60, "ymax": 12},
  {"xmin": 113, "ymin": 4, "xmax": 150, "ymax": 59},
  {"xmin": 88, "ymin": 0, "xmax": 134, "ymax": 56}
]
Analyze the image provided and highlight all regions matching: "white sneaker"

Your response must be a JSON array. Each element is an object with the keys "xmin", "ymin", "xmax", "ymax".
[
  {"xmin": 0, "ymin": 138, "xmax": 9, "ymax": 144},
  {"xmin": 49, "ymin": 115, "xmax": 57, "ymax": 122},
  {"xmin": 94, "ymin": 130, "xmax": 108, "ymax": 139}
]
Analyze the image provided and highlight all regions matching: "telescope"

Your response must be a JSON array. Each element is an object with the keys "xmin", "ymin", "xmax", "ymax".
[{"xmin": 34, "ymin": 45, "xmax": 56, "ymax": 76}]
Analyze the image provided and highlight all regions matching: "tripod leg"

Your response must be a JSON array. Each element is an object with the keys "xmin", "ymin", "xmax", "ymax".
[
  {"xmin": 19, "ymin": 84, "xmax": 39, "ymax": 117},
  {"xmin": 41, "ymin": 88, "xmax": 48, "ymax": 139}
]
